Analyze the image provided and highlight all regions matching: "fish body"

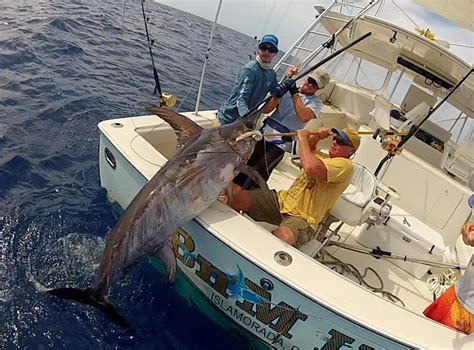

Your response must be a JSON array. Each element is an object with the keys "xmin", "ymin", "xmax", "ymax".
[{"xmin": 48, "ymin": 107, "xmax": 266, "ymax": 332}]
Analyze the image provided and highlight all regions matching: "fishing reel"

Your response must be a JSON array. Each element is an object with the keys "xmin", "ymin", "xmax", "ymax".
[
  {"xmin": 372, "ymin": 129, "xmax": 403, "ymax": 156},
  {"xmin": 159, "ymin": 93, "xmax": 177, "ymax": 107},
  {"xmin": 381, "ymin": 136, "xmax": 402, "ymax": 155}
]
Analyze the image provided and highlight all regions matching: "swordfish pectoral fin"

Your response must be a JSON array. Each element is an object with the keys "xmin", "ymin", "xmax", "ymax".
[
  {"xmin": 236, "ymin": 164, "xmax": 271, "ymax": 192},
  {"xmin": 146, "ymin": 106, "xmax": 203, "ymax": 147},
  {"xmin": 47, "ymin": 287, "xmax": 134, "ymax": 335},
  {"xmin": 153, "ymin": 240, "xmax": 177, "ymax": 283}
]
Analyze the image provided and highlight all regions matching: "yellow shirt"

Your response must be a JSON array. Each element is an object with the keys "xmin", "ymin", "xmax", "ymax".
[{"xmin": 277, "ymin": 152, "xmax": 353, "ymax": 226}]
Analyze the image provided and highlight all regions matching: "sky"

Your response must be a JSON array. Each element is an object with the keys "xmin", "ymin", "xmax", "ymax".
[{"xmin": 155, "ymin": 0, "xmax": 473, "ymax": 61}]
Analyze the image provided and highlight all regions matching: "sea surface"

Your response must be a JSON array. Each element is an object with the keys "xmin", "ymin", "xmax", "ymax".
[{"xmin": 0, "ymin": 1, "xmax": 268, "ymax": 348}]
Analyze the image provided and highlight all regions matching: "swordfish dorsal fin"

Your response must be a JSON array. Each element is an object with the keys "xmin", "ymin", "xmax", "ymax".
[{"xmin": 146, "ymin": 106, "xmax": 203, "ymax": 147}]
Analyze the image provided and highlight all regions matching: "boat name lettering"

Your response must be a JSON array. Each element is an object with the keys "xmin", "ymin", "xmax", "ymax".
[
  {"xmin": 173, "ymin": 229, "xmax": 307, "ymax": 340},
  {"xmin": 235, "ymin": 277, "xmax": 307, "ymax": 339},
  {"xmin": 316, "ymin": 329, "xmax": 374, "ymax": 350}
]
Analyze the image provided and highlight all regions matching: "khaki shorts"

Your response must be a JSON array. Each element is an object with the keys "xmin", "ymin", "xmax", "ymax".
[{"xmin": 247, "ymin": 189, "xmax": 316, "ymax": 247}]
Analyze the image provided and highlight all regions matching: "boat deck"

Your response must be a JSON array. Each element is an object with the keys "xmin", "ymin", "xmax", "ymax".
[{"xmin": 267, "ymin": 153, "xmax": 450, "ymax": 316}]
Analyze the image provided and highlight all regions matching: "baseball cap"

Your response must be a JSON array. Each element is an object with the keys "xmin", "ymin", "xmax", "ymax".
[
  {"xmin": 260, "ymin": 34, "xmax": 278, "ymax": 50},
  {"xmin": 308, "ymin": 69, "xmax": 330, "ymax": 89},
  {"xmin": 331, "ymin": 128, "xmax": 360, "ymax": 150}
]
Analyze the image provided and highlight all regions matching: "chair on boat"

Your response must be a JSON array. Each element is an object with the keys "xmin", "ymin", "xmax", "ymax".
[
  {"xmin": 300, "ymin": 162, "xmax": 396, "ymax": 256},
  {"xmin": 329, "ymin": 162, "xmax": 380, "ymax": 227}
]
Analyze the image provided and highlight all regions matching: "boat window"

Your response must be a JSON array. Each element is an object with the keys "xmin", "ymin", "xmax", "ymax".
[{"xmin": 330, "ymin": 57, "xmax": 389, "ymax": 92}]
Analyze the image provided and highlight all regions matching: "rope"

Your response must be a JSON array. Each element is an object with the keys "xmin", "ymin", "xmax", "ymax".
[
  {"xmin": 316, "ymin": 249, "xmax": 406, "ymax": 307},
  {"xmin": 391, "ymin": 0, "xmax": 419, "ymax": 28},
  {"xmin": 426, "ymin": 270, "xmax": 457, "ymax": 299}
]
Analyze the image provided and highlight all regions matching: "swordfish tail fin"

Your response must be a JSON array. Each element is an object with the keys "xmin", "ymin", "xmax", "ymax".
[{"xmin": 47, "ymin": 287, "xmax": 134, "ymax": 335}]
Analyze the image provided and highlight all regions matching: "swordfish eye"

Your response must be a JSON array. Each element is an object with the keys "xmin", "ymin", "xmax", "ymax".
[{"xmin": 219, "ymin": 163, "xmax": 235, "ymax": 182}]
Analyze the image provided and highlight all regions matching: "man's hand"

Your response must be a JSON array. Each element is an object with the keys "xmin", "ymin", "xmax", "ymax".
[
  {"xmin": 297, "ymin": 129, "xmax": 310, "ymax": 141},
  {"xmin": 274, "ymin": 79, "xmax": 296, "ymax": 98},
  {"xmin": 298, "ymin": 128, "xmax": 330, "ymax": 150},
  {"xmin": 311, "ymin": 127, "xmax": 331, "ymax": 141},
  {"xmin": 285, "ymin": 66, "xmax": 299, "ymax": 78}
]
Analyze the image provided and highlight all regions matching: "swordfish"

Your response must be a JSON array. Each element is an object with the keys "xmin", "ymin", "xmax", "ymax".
[{"xmin": 47, "ymin": 106, "xmax": 274, "ymax": 332}]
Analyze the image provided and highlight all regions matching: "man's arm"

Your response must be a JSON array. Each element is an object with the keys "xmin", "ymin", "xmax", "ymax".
[
  {"xmin": 297, "ymin": 128, "xmax": 331, "ymax": 180},
  {"xmin": 263, "ymin": 66, "xmax": 299, "ymax": 114},
  {"xmin": 261, "ymin": 96, "xmax": 279, "ymax": 114},
  {"xmin": 236, "ymin": 69, "xmax": 255, "ymax": 118},
  {"xmin": 291, "ymin": 95, "xmax": 315, "ymax": 123}
]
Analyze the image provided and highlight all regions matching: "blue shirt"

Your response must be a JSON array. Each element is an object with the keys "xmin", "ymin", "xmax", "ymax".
[
  {"xmin": 217, "ymin": 60, "xmax": 277, "ymax": 125},
  {"xmin": 262, "ymin": 93, "xmax": 322, "ymax": 151}
]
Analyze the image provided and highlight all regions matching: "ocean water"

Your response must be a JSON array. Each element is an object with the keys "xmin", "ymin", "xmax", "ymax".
[{"xmin": 0, "ymin": 1, "xmax": 267, "ymax": 348}]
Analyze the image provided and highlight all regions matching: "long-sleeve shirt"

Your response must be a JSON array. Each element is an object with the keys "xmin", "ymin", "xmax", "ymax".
[
  {"xmin": 217, "ymin": 60, "xmax": 277, "ymax": 125},
  {"xmin": 262, "ymin": 92, "xmax": 323, "ymax": 152}
]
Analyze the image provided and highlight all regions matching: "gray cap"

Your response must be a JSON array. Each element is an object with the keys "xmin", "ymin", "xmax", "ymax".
[{"xmin": 308, "ymin": 69, "xmax": 330, "ymax": 89}]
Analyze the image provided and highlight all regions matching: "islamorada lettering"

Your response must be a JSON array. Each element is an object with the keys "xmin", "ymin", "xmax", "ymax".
[{"xmin": 211, "ymin": 292, "xmax": 289, "ymax": 346}]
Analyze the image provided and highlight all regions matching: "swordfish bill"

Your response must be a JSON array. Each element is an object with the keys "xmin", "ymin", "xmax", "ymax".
[{"xmin": 47, "ymin": 105, "xmax": 272, "ymax": 332}]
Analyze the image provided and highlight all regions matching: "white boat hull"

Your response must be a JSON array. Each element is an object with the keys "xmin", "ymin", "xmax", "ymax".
[{"xmin": 98, "ymin": 125, "xmax": 412, "ymax": 349}]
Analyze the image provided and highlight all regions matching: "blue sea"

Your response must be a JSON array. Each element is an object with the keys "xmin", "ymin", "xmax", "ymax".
[{"xmin": 0, "ymin": 1, "xmax": 268, "ymax": 348}]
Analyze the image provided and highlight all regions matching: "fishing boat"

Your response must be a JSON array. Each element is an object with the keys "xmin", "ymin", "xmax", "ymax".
[{"xmin": 98, "ymin": 0, "xmax": 473, "ymax": 348}]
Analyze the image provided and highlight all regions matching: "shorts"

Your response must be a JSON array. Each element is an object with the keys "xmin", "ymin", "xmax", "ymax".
[
  {"xmin": 247, "ymin": 189, "xmax": 316, "ymax": 247},
  {"xmin": 423, "ymin": 285, "xmax": 473, "ymax": 334}
]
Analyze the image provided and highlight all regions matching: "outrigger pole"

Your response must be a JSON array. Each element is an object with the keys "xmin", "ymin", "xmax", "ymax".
[
  {"xmin": 242, "ymin": 31, "xmax": 373, "ymax": 123},
  {"xmin": 374, "ymin": 67, "xmax": 474, "ymax": 176},
  {"xmin": 194, "ymin": 0, "xmax": 223, "ymax": 115}
]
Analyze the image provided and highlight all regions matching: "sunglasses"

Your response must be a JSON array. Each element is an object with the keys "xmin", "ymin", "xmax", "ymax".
[
  {"xmin": 307, "ymin": 77, "xmax": 318, "ymax": 89},
  {"xmin": 258, "ymin": 44, "xmax": 278, "ymax": 54},
  {"xmin": 333, "ymin": 136, "xmax": 352, "ymax": 147}
]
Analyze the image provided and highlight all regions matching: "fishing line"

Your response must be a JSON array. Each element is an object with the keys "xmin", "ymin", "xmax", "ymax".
[
  {"xmin": 119, "ymin": 0, "xmax": 127, "ymax": 39},
  {"xmin": 176, "ymin": 78, "xmax": 197, "ymax": 112}
]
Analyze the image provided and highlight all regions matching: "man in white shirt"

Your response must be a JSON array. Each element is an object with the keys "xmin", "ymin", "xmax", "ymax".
[{"xmin": 234, "ymin": 69, "xmax": 330, "ymax": 189}]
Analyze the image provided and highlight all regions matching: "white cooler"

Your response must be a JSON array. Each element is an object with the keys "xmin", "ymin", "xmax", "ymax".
[{"xmin": 357, "ymin": 206, "xmax": 447, "ymax": 278}]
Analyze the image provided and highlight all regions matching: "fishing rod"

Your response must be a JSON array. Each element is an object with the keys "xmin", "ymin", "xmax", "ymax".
[
  {"xmin": 262, "ymin": 130, "xmax": 406, "ymax": 138},
  {"xmin": 327, "ymin": 241, "xmax": 467, "ymax": 270},
  {"xmin": 140, "ymin": 0, "xmax": 176, "ymax": 107},
  {"xmin": 242, "ymin": 31, "xmax": 373, "ymax": 124},
  {"xmin": 194, "ymin": 0, "xmax": 223, "ymax": 115},
  {"xmin": 373, "ymin": 67, "xmax": 474, "ymax": 176}
]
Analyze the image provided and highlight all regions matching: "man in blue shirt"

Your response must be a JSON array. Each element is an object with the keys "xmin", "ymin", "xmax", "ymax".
[
  {"xmin": 234, "ymin": 69, "xmax": 330, "ymax": 189},
  {"xmin": 217, "ymin": 34, "xmax": 279, "ymax": 125}
]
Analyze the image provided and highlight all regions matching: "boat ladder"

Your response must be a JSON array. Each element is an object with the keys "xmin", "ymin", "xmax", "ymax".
[{"xmin": 274, "ymin": 0, "xmax": 380, "ymax": 75}]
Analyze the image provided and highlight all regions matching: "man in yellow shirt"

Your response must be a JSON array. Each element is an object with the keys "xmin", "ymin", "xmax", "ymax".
[{"xmin": 230, "ymin": 127, "xmax": 360, "ymax": 247}]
